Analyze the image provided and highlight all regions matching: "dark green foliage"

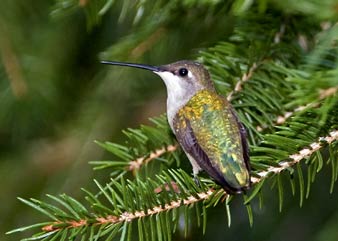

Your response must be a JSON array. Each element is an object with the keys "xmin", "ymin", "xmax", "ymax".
[{"xmin": 90, "ymin": 115, "xmax": 180, "ymax": 179}]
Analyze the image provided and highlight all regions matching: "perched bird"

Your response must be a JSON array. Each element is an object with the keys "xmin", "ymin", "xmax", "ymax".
[{"xmin": 101, "ymin": 60, "xmax": 250, "ymax": 194}]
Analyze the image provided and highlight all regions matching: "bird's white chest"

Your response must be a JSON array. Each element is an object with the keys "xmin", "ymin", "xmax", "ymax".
[{"xmin": 155, "ymin": 71, "xmax": 196, "ymax": 130}]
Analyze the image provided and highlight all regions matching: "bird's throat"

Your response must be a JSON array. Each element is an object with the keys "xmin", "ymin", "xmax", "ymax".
[{"xmin": 155, "ymin": 71, "xmax": 202, "ymax": 130}]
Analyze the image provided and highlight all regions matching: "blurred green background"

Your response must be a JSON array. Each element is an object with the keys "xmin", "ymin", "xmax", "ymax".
[{"xmin": 1, "ymin": 0, "xmax": 338, "ymax": 240}]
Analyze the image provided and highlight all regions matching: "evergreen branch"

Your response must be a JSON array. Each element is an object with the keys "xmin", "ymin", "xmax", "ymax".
[
  {"xmin": 128, "ymin": 144, "xmax": 178, "ymax": 173},
  {"xmin": 40, "ymin": 189, "xmax": 216, "ymax": 232},
  {"xmin": 319, "ymin": 86, "xmax": 338, "ymax": 99},
  {"xmin": 270, "ymin": 86, "xmax": 337, "ymax": 126},
  {"xmin": 11, "ymin": 131, "xmax": 336, "ymax": 240},
  {"xmin": 90, "ymin": 115, "xmax": 177, "ymax": 175},
  {"xmin": 226, "ymin": 61, "xmax": 258, "ymax": 101},
  {"xmin": 251, "ymin": 130, "xmax": 338, "ymax": 183}
]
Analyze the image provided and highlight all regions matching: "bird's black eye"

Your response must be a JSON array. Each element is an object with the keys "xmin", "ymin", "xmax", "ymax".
[{"xmin": 178, "ymin": 68, "xmax": 188, "ymax": 77}]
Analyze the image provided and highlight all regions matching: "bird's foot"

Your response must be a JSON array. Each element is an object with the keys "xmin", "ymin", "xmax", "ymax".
[{"xmin": 193, "ymin": 176, "xmax": 201, "ymax": 187}]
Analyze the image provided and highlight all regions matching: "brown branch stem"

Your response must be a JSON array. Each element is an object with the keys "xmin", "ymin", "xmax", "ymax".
[
  {"xmin": 227, "ymin": 62, "xmax": 258, "ymax": 101},
  {"xmin": 128, "ymin": 144, "xmax": 178, "ymax": 172},
  {"xmin": 274, "ymin": 86, "xmax": 338, "ymax": 126}
]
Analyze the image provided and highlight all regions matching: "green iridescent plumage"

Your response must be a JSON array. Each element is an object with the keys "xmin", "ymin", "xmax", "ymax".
[
  {"xmin": 101, "ymin": 60, "xmax": 251, "ymax": 194},
  {"xmin": 173, "ymin": 90, "xmax": 250, "ymax": 192}
]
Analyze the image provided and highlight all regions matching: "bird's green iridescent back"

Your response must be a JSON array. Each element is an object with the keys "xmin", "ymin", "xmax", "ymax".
[{"xmin": 174, "ymin": 90, "xmax": 250, "ymax": 189}]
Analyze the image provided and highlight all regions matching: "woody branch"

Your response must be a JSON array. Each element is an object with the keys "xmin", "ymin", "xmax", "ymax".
[{"xmin": 42, "ymin": 130, "xmax": 338, "ymax": 232}]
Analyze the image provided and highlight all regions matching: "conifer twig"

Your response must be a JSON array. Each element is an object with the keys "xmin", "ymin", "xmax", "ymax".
[
  {"xmin": 251, "ymin": 130, "xmax": 338, "ymax": 183},
  {"xmin": 227, "ymin": 62, "xmax": 258, "ymax": 101},
  {"xmin": 129, "ymin": 144, "xmax": 178, "ymax": 172},
  {"xmin": 254, "ymin": 86, "xmax": 338, "ymax": 131},
  {"xmin": 275, "ymin": 86, "xmax": 337, "ymax": 125},
  {"xmin": 41, "ymin": 130, "xmax": 338, "ymax": 233},
  {"xmin": 42, "ymin": 189, "xmax": 217, "ymax": 231}
]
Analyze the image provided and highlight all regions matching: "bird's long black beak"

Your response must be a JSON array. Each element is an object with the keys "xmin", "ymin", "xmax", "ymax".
[{"xmin": 101, "ymin": 60, "xmax": 162, "ymax": 72}]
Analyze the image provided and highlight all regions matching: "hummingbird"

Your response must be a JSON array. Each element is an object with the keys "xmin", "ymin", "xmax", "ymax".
[{"xmin": 101, "ymin": 60, "xmax": 250, "ymax": 194}]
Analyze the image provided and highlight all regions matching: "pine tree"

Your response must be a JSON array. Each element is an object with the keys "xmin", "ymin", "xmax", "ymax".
[{"xmin": 4, "ymin": 0, "xmax": 338, "ymax": 240}]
